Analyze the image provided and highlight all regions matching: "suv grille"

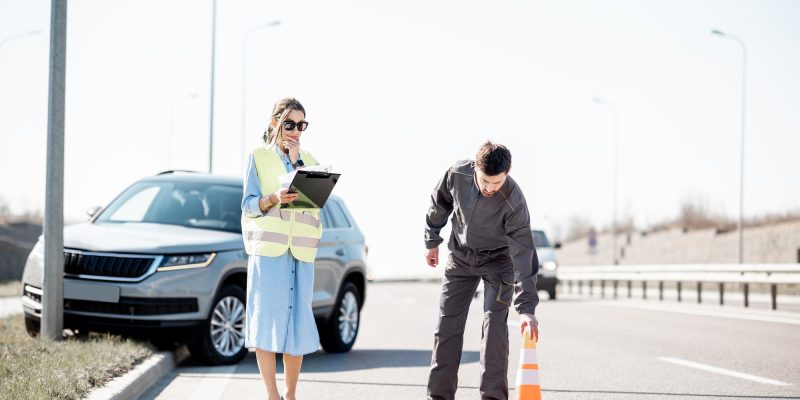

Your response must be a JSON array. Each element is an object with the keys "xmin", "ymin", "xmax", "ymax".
[
  {"xmin": 65, "ymin": 297, "xmax": 199, "ymax": 315},
  {"xmin": 64, "ymin": 251, "xmax": 155, "ymax": 278}
]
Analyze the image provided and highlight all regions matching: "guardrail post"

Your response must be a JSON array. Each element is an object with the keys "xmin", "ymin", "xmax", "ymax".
[
  {"xmin": 613, "ymin": 281, "xmax": 618, "ymax": 299},
  {"xmin": 578, "ymin": 281, "xmax": 582, "ymax": 295},
  {"xmin": 659, "ymin": 281, "xmax": 664, "ymax": 301},
  {"xmin": 627, "ymin": 281, "xmax": 632, "ymax": 298},
  {"xmin": 568, "ymin": 280, "xmax": 572, "ymax": 294},
  {"xmin": 719, "ymin": 283, "xmax": 724, "ymax": 305},
  {"xmin": 589, "ymin": 280, "xmax": 593, "ymax": 296},
  {"xmin": 697, "ymin": 282, "xmax": 702, "ymax": 304},
  {"xmin": 600, "ymin": 280, "xmax": 605, "ymax": 298},
  {"xmin": 743, "ymin": 283, "xmax": 749, "ymax": 308},
  {"xmin": 771, "ymin": 284, "xmax": 777, "ymax": 310},
  {"xmin": 642, "ymin": 281, "xmax": 647, "ymax": 300},
  {"xmin": 677, "ymin": 281, "xmax": 682, "ymax": 302}
]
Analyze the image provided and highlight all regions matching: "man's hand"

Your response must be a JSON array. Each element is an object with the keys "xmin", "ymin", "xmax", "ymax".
[
  {"xmin": 425, "ymin": 247, "xmax": 439, "ymax": 268},
  {"xmin": 520, "ymin": 313, "xmax": 538, "ymax": 342}
]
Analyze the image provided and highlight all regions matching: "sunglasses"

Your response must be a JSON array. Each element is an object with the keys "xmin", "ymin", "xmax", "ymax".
[{"xmin": 282, "ymin": 119, "xmax": 309, "ymax": 132}]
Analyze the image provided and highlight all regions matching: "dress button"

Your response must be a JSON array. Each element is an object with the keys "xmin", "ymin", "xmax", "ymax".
[{"xmin": 289, "ymin": 306, "xmax": 292, "ymax": 309}]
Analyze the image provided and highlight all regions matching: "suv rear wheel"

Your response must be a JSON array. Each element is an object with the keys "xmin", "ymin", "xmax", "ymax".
[
  {"xmin": 319, "ymin": 282, "xmax": 361, "ymax": 353},
  {"xmin": 188, "ymin": 284, "xmax": 248, "ymax": 365}
]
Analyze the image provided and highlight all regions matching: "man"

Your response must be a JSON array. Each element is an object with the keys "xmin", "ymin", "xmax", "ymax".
[{"xmin": 425, "ymin": 141, "xmax": 540, "ymax": 400}]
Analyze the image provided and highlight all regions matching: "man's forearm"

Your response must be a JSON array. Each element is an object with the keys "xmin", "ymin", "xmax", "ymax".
[{"xmin": 514, "ymin": 276, "xmax": 539, "ymax": 315}]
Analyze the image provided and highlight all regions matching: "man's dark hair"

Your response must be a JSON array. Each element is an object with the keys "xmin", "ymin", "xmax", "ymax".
[{"xmin": 475, "ymin": 141, "xmax": 512, "ymax": 176}]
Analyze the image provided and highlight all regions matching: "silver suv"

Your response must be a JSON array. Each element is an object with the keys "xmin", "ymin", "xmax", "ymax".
[{"xmin": 21, "ymin": 171, "xmax": 367, "ymax": 365}]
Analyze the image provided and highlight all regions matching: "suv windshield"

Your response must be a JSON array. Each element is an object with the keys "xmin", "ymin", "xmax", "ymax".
[
  {"xmin": 532, "ymin": 230, "xmax": 551, "ymax": 248},
  {"xmin": 95, "ymin": 180, "xmax": 243, "ymax": 233}
]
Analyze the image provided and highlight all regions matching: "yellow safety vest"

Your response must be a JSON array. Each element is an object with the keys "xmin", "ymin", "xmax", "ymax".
[{"xmin": 241, "ymin": 146, "xmax": 323, "ymax": 262}]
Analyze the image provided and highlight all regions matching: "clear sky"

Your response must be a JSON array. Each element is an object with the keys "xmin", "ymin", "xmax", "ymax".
[{"xmin": 1, "ymin": 0, "xmax": 799, "ymax": 278}]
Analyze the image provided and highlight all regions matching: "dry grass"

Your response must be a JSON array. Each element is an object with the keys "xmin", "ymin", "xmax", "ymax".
[
  {"xmin": 0, "ymin": 281, "xmax": 21, "ymax": 298},
  {"xmin": 0, "ymin": 315, "xmax": 153, "ymax": 400}
]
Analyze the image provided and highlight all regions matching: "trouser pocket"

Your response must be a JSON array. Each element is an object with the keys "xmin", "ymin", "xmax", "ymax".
[{"xmin": 496, "ymin": 271, "xmax": 515, "ymax": 306}]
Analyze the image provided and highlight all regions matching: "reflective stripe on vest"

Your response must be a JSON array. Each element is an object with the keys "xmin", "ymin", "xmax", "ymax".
[
  {"xmin": 292, "ymin": 236, "xmax": 320, "ymax": 247},
  {"xmin": 241, "ymin": 145, "xmax": 323, "ymax": 262},
  {"xmin": 245, "ymin": 231, "xmax": 289, "ymax": 243}
]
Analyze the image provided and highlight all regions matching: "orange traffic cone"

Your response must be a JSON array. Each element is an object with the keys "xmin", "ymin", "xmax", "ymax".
[{"xmin": 515, "ymin": 327, "xmax": 541, "ymax": 400}]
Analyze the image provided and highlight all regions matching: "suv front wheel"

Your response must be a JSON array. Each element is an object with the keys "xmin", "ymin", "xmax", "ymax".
[
  {"xmin": 319, "ymin": 282, "xmax": 361, "ymax": 353},
  {"xmin": 188, "ymin": 284, "xmax": 248, "ymax": 365}
]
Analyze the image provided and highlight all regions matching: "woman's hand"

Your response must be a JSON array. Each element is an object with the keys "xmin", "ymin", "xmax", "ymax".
[
  {"xmin": 258, "ymin": 189, "xmax": 298, "ymax": 212},
  {"xmin": 272, "ymin": 188, "xmax": 299, "ymax": 205},
  {"xmin": 282, "ymin": 136, "xmax": 301, "ymax": 164}
]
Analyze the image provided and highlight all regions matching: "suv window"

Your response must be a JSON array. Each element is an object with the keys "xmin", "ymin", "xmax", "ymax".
[
  {"xmin": 324, "ymin": 201, "xmax": 351, "ymax": 229},
  {"xmin": 319, "ymin": 207, "xmax": 333, "ymax": 229},
  {"xmin": 532, "ymin": 230, "xmax": 551, "ymax": 248},
  {"xmin": 96, "ymin": 181, "xmax": 243, "ymax": 233}
]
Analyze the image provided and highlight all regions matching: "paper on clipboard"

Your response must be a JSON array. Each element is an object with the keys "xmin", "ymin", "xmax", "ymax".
[{"xmin": 278, "ymin": 165, "xmax": 333, "ymax": 189}]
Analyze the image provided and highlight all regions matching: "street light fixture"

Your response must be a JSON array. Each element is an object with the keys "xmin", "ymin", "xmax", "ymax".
[
  {"xmin": 168, "ymin": 93, "xmax": 199, "ymax": 170},
  {"xmin": 241, "ymin": 20, "xmax": 281, "ymax": 172},
  {"xmin": 711, "ymin": 28, "xmax": 747, "ymax": 264},
  {"xmin": 592, "ymin": 97, "xmax": 620, "ymax": 265}
]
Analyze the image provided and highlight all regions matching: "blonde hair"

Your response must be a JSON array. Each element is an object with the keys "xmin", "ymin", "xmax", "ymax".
[{"xmin": 262, "ymin": 97, "xmax": 306, "ymax": 145}]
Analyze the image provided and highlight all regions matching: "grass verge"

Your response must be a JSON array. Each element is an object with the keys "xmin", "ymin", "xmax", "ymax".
[
  {"xmin": 0, "ymin": 280, "xmax": 21, "ymax": 298},
  {"xmin": 0, "ymin": 314, "xmax": 154, "ymax": 400}
]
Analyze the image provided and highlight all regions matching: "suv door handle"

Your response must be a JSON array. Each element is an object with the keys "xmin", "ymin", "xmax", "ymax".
[{"xmin": 335, "ymin": 249, "xmax": 345, "ymax": 256}]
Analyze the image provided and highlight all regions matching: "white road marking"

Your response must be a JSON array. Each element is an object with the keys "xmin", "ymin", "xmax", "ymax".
[
  {"xmin": 590, "ymin": 300, "xmax": 800, "ymax": 326},
  {"xmin": 658, "ymin": 357, "xmax": 790, "ymax": 386}
]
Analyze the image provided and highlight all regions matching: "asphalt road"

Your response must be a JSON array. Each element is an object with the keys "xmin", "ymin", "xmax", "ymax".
[{"xmin": 141, "ymin": 282, "xmax": 800, "ymax": 399}]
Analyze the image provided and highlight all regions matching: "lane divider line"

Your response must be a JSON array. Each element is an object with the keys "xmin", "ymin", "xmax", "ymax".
[{"xmin": 658, "ymin": 356, "xmax": 790, "ymax": 386}]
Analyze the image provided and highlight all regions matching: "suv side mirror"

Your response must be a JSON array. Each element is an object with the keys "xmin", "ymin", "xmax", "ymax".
[
  {"xmin": 554, "ymin": 242, "xmax": 562, "ymax": 249},
  {"xmin": 86, "ymin": 206, "xmax": 102, "ymax": 220}
]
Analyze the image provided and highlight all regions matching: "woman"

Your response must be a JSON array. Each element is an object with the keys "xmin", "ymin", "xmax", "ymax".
[{"xmin": 241, "ymin": 97, "xmax": 322, "ymax": 400}]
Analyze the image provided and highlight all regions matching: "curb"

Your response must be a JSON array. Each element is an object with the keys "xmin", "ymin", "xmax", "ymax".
[{"xmin": 85, "ymin": 345, "xmax": 189, "ymax": 400}]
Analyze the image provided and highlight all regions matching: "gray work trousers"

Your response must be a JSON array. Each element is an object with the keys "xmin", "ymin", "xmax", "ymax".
[{"xmin": 427, "ymin": 250, "xmax": 516, "ymax": 400}]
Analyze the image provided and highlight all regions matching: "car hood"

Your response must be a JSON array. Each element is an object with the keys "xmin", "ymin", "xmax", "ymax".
[
  {"xmin": 63, "ymin": 222, "xmax": 243, "ymax": 254},
  {"xmin": 536, "ymin": 247, "xmax": 557, "ymax": 264}
]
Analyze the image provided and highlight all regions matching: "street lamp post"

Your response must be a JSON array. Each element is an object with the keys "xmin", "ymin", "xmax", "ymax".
[
  {"xmin": 208, "ymin": 0, "xmax": 217, "ymax": 174},
  {"xmin": 711, "ymin": 28, "xmax": 747, "ymax": 264},
  {"xmin": 0, "ymin": 29, "xmax": 42, "ymax": 53},
  {"xmin": 241, "ymin": 21, "xmax": 281, "ymax": 173},
  {"xmin": 43, "ymin": 0, "xmax": 67, "ymax": 341},
  {"xmin": 593, "ymin": 97, "xmax": 620, "ymax": 265},
  {"xmin": 168, "ymin": 93, "xmax": 198, "ymax": 171}
]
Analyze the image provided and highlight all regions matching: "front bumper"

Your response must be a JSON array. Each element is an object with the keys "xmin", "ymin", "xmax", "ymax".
[{"xmin": 20, "ymin": 249, "xmax": 246, "ymax": 336}]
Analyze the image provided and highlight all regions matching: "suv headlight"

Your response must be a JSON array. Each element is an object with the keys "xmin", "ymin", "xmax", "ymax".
[
  {"xmin": 157, "ymin": 253, "xmax": 216, "ymax": 271},
  {"xmin": 541, "ymin": 261, "xmax": 557, "ymax": 271}
]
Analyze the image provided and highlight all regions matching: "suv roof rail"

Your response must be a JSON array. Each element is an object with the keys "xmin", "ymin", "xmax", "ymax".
[{"xmin": 157, "ymin": 169, "xmax": 202, "ymax": 175}]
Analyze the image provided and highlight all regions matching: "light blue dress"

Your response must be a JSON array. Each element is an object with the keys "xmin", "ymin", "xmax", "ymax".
[{"xmin": 241, "ymin": 146, "xmax": 320, "ymax": 356}]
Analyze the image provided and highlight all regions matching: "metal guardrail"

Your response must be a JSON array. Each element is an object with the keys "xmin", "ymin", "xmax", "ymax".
[{"xmin": 556, "ymin": 264, "xmax": 800, "ymax": 310}]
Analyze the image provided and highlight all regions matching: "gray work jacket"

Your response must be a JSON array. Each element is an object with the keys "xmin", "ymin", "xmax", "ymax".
[{"xmin": 424, "ymin": 160, "xmax": 540, "ymax": 315}]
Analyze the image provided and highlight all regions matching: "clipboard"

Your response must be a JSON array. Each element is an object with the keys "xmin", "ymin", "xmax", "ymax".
[{"xmin": 282, "ymin": 170, "xmax": 341, "ymax": 208}]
